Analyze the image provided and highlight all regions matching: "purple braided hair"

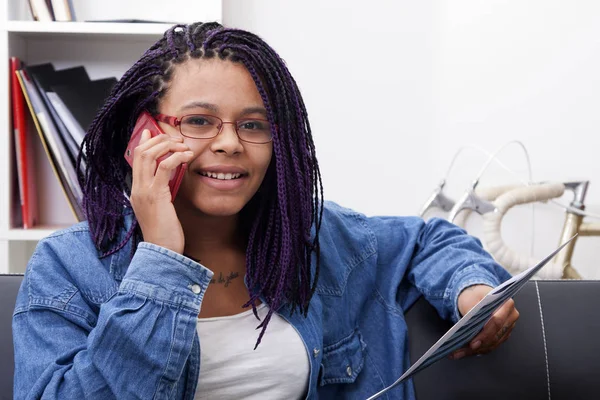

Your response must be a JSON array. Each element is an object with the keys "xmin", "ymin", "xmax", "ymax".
[{"xmin": 78, "ymin": 22, "xmax": 324, "ymax": 347}]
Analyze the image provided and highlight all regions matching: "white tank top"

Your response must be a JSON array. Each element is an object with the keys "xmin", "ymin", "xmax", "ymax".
[{"xmin": 194, "ymin": 303, "xmax": 310, "ymax": 399}]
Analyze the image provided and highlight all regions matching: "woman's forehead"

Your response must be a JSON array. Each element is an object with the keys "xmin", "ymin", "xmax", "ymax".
[{"xmin": 162, "ymin": 58, "xmax": 264, "ymax": 113}]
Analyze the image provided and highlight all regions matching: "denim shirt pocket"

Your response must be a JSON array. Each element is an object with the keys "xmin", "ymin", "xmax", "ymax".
[{"xmin": 319, "ymin": 329, "xmax": 366, "ymax": 386}]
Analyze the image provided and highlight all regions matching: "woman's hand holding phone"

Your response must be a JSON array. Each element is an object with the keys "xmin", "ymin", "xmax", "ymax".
[{"xmin": 129, "ymin": 129, "xmax": 194, "ymax": 254}]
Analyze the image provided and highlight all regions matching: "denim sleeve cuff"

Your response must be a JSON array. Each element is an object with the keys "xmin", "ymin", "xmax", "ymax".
[
  {"xmin": 447, "ymin": 264, "xmax": 502, "ymax": 323},
  {"xmin": 120, "ymin": 242, "xmax": 214, "ymax": 312}
]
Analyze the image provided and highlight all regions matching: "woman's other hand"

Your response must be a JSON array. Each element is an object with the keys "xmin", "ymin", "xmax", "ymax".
[
  {"xmin": 450, "ymin": 284, "xmax": 520, "ymax": 360},
  {"xmin": 129, "ymin": 129, "xmax": 194, "ymax": 254}
]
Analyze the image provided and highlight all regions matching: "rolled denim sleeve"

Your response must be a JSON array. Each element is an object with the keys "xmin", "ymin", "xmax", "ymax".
[
  {"xmin": 407, "ymin": 218, "xmax": 511, "ymax": 322},
  {"xmin": 367, "ymin": 215, "xmax": 511, "ymax": 323},
  {"xmin": 122, "ymin": 242, "xmax": 213, "ymax": 310},
  {"xmin": 13, "ymin": 240, "xmax": 212, "ymax": 400},
  {"xmin": 446, "ymin": 264, "xmax": 505, "ymax": 322}
]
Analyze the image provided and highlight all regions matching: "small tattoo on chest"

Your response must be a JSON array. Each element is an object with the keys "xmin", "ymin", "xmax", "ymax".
[{"xmin": 210, "ymin": 271, "xmax": 240, "ymax": 287}]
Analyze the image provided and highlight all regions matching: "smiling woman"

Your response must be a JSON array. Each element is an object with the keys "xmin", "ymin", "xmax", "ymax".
[
  {"xmin": 156, "ymin": 59, "xmax": 274, "ymax": 220},
  {"xmin": 12, "ymin": 22, "xmax": 518, "ymax": 400}
]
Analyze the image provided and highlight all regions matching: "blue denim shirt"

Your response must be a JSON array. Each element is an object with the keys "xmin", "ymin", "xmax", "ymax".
[{"xmin": 13, "ymin": 201, "xmax": 510, "ymax": 399}]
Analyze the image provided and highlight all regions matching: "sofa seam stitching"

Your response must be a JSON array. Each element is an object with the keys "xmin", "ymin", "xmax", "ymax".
[{"xmin": 535, "ymin": 280, "xmax": 551, "ymax": 400}]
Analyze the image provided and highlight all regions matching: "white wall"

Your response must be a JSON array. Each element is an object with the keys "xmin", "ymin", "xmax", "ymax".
[
  {"xmin": 224, "ymin": 1, "xmax": 440, "ymax": 213},
  {"xmin": 434, "ymin": 1, "xmax": 600, "ymax": 278},
  {"xmin": 223, "ymin": 1, "xmax": 600, "ymax": 278}
]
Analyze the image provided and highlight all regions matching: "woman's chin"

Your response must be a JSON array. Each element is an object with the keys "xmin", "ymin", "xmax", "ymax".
[
  {"xmin": 180, "ymin": 197, "xmax": 247, "ymax": 217},
  {"xmin": 201, "ymin": 206, "xmax": 242, "ymax": 217}
]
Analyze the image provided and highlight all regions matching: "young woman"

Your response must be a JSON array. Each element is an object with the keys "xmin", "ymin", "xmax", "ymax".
[{"xmin": 13, "ymin": 22, "xmax": 518, "ymax": 399}]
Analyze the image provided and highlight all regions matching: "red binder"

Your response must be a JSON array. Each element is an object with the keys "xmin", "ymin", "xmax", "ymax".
[{"xmin": 10, "ymin": 57, "xmax": 37, "ymax": 229}]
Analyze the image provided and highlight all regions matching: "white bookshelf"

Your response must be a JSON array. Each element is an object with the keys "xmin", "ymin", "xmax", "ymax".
[
  {"xmin": 5, "ymin": 227, "xmax": 65, "ymax": 241},
  {"xmin": 6, "ymin": 21, "xmax": 176, "ymax": 39},
  {"xmin": 0, "ymin": 0, "xmax": 223, "ymax": 273}
]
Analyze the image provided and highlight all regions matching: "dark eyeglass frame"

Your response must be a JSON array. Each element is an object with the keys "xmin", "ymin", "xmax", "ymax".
[{"xmin": 154, "ymin": 113, "xmax": 274, "ymax": 144}]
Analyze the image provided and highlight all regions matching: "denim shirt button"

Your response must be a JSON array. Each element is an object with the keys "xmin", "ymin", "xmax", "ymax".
[
  {"xmin": 346, "ymin": 365, "xmax": 352, "ymax": 376},
  {"xmin": 313, "ymin": 348, "xmax": 320, "ymax": 358},
  {"xmin": 191, "ymin": 284, "xmax": 201, "ymax": 294}
]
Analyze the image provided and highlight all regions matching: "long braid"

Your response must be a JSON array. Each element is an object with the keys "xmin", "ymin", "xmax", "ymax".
[
  {"xmin": 81, "ymin": 22, "xmax": 324, "ymax": 346},
  {"xmin": 205, "ymin": 27, "xmax": 324, "ymax": 328},
  {"xmin": 239, "ymin": 57, "xmax": 296, "ymax": 344},
  {"xmin": 240, "ymin": 48, "xmax": 315, "ymax": 309},
  {"xmin": 224, "ymin": 37, "xmax": 317, "ymax": 284},
  {"xmin": 243, "ymin": 53, "xmax": 307, "ymax": 316}
]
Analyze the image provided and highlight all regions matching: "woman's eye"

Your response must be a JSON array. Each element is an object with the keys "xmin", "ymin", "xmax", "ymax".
[
  {"xmin": 239, "ymin": 120, "xmax": 266, "ymax": 130},
  {"xmin": 186, "ymin": 116, "xmax": 211, "ymax": 126}
]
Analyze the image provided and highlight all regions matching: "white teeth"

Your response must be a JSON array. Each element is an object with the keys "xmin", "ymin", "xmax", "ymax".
[{"xmin": 200, "ymin": 172, "xmax": 242, "ymax": 180}]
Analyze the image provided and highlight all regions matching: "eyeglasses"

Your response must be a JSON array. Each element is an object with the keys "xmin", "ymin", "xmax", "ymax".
[{"xmin": 155, "ymin": 113, "xmax": 273, "ymax": 144}]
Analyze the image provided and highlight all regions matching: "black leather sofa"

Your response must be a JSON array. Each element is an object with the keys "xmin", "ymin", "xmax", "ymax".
[
  {"xmin": 406, "ymin": 280, "xmax": 600, "ymax": 400},
  {"xmin": 1, "ymin": 274, "xmax": 21, "ymax": 400},
  {"xmin": 2, "ymin": 274, "xmax": 598, "ymax": 399}
]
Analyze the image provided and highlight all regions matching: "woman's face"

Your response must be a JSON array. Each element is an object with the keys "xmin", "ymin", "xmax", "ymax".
[{"xmin": 157, "ymin": 58, "xmax": 273, "ymax": 217}]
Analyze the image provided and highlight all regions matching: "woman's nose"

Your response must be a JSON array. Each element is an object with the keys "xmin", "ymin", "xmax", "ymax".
[{"xmin": 210, "ymin": 122, "xmax": 243, "ymax": 155}]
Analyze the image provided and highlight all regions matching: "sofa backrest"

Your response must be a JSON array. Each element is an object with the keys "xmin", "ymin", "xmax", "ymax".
[{"xmin": 0, "ymin": 274, "xmax": 23, "ymax": 400}]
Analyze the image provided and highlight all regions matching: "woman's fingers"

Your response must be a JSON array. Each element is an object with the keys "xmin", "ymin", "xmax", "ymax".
[
  {"xmin": 132, "ymin": 131, "xmax": 188, "ymax": 185},
  {"xmin": 153, "ymin": 150, "xmax": 194, "ymax": 189},
  {"xmin": 477, "ymin": 309, "xmax": 519, "ymax": 354},
  {"xmin": 131, "ymin": 129, "xmax": 151, "ymax": 188},
  {"xmin": 450, "ymin": 301, "xmax": 519, "ymax": 360},
  {"xmin": 128, "ymin": 130, "xmax": 191, "ymax": 254},
  {"xmin": 469, "ymin": 299, "xmax": 516, "ymax": 351}
]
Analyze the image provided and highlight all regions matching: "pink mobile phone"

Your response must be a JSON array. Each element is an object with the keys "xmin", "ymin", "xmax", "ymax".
[{"xmin": 124, "ymin": 111, "xmax": 187, "ymax": 200}]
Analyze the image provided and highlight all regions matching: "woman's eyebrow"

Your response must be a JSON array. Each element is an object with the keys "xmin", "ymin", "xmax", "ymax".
[
  {"xmin": 241, "ymin": 107, "xmax": 268, "ymax": 117},
  {"xmin": 180, "ymin": 102, "xmax": 267, "ymax": 117},
  {"xmin": 181, "ymin": 101, "xmax": 219, "ymax": 113}
]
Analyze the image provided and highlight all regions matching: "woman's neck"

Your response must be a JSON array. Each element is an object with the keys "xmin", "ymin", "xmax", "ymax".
[
  {"xmin": 176, "ymin": 206, "xmax": 244, "ymax": 261},
  {"xmin": 176, "ymin": 206, "xmax": 255, "ymax": 317}
]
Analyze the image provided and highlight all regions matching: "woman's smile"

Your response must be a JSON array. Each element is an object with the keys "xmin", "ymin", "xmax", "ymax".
[{"xmin": 194, "ymin": 165, "xmax": 249, "ymax": 191}]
